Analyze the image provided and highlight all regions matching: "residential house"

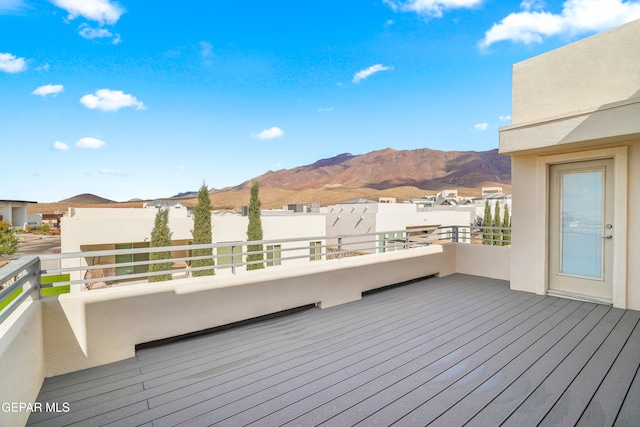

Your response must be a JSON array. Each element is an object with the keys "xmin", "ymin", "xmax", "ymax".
[
  {"xmin": 326, "ymin": 198, "xmax": 474, "ymax": 251},
  {"xmin": 60, "ymin": 206, "xmax": 326, "ymax": 282},
  {"xmin": 0, "ymin": 199, "xmax": 36, "ymax": 230}
]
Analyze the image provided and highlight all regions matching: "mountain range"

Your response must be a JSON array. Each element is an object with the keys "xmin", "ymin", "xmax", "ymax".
[
  {"xmin": 33, "ymin": 147, "xmax": 511, "ymax": 212},
  {"xmin": 230, "ymin": 147, "xmax": 510, "ymax": 192}
]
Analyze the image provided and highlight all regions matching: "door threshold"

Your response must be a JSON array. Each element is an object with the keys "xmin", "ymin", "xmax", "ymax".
[{"xmin": 547, "ymin": 290, "xmax": 612, "ymax": 305}]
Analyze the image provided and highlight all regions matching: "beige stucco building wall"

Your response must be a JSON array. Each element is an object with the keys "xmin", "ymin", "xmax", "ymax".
[
  {"xmin": 500, "ymin": 19, "xmax": 640, "ymax": 310},
  {"xmin": 61, "ymin": 208, "xmax": 327, "ymax": 281},
  {"xmin": 325, "ymin": 202, "xmax": 474, "ymax": 251}
]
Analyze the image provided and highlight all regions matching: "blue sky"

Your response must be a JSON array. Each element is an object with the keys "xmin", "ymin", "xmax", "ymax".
[{"xmin": 2, "ymin": 0, "xmax": 639, "ymax": 202}]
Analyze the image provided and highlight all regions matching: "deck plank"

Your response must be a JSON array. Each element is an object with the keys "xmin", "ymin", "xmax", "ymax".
[
  {"xmin": 32, "ymin": 278, "xmax": 455, "ymax": 421},
  {"xmin": 353, "ymin": 300, "xmax": 593, "ymax": 427},
  {"xmin": 25, "ymin": 274, "xmax": 640, "ymax": 427},
  {"xmin": 577, "ymin": 317, "xmax": 640, "ymax": 427},
  {"xmin": 167, "ymin": 288, "xmax": 529, "ymax": 426},
  {"xmin": 430, "ymin": 303, "xmax": 613, "ymax": 427},
  {"xmin": 614, "ymin": 362, "xmax": 640, "ymax": 427},
  {"xmin": 123, "ymin": 279, "xmax": 512, "ymax": 426},
  {"xmin": 264, "ymin": 293, "xmax": 547, "ymax": 427},
  {"xmin": 464, "ymin": 304, "xmax": 613, "ymax": 427},
  {"xmin": 500, "ymin": 307, "xmax": 629, "ymax": 427},
  {"xmin": 541, "ymin": 310, "xmax": 640, "ymax": 427}
]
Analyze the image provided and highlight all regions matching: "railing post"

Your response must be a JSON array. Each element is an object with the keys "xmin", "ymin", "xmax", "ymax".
[
  {"xmin": 34, "ymin": 257, "xmax": 42, "ymax": 300},
  {"xmin": 231, "ymin": 246, "xmax": 236, "ymax": 275},
  {"xmin": 452, "ymin": 226, "xmax": 459, "ymax": 243},
  {"xmin": 338, "ymin": 237, "xmax": 343, "ymax": 259}
]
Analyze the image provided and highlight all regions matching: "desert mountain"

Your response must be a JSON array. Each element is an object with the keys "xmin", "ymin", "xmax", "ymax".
[
  {"xmin": 58, "ymin": 193, "xmax": 115, "ymax": 205},
  {"xmin": 230, "ymin": 147, "xmax": 510, "ymax": 192},
  {"xmin": 171, "ymin": 191, "xmax": 198, "ymax": 199},
  {"xmin": 32, "ymin": 147, "xmax": 511, "ymax": 213}
]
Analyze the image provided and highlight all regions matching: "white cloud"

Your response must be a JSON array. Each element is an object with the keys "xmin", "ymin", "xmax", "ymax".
[
  {"xmin": 520, "ymin": 0, "xmax": 546, "ymax": 11},
  {"xmin": 32, "ymin": 84, "xmax": 64, "ymax": 97},
  {"xmin": 78, "ymin": 24, "xmax": 121, "ymax": 44},
  {"xmin": 251, "ymin": 127, "xmax": 284, "ymax": 140},
  {"xmin": 52, "ymin": 141, "xmax": 69, "ymax": 151},
  {"xmin": 384, "ymin": 0, "xmax": 483, "ymax": 18},
  {"xmin": 36, "ymin": 63, "xmax": 51, "ymax": 72},
  {"xmin": 0, "ymin": 52, "xmax": 27, "ymax": 73},
  {"xmin": 76, "ymin": 137, "xmax": 106, "ymax": 149},
  {"xmin": 499, "ymin": 115, "xmax": 512, "ymax": 121},
  {"xmin": 79, "ymin": 24, "xmax": 111, "ymax": 38},
  {"xmin": 80, "ymin": 89, "xmax": 146, "ymax": 111},
  {"xmin": 0, "ymin": 0, "xmax": 25, "ymax": 13},
  {"xmin": 200, "ymin": 41, "xmax": 213, "ymax": 59},
  {"xmin": 474, "ymin": 122, "xmax": 489, "ymax": 131},
  {"xmin": 480, "ymin": 0, "xmax": 640, "ymax": 48},
  {"xmin": 318, "ymin": 107, "xmax": 334, "ymax": 112},
  {"xmin": 353, "ymin": 64, "xmax": 391, "ymax": 83},
  {"xmin": 99, "ymin": 168, "xmax": 126, "ymax": 176},
  {"xmin": 50, "ymin": 0, "xmax": 124, "ymax": 25}
]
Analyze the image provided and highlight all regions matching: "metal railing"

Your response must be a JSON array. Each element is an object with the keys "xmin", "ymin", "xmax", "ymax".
[
  {"xmin": 0, "ymin": 225, "xmax": 510, "ymax": 322},
  {"xmin": 0, "ymin": 256, "xmax": 40, "ymax": 324},
  {"xmin": 432, "ymin": 225, "xmax": 512, "ymax": 246}
]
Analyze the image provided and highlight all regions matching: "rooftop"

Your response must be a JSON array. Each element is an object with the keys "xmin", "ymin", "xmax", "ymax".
[{"xmin": 27, "ymin": 274, "xmax": 640, "ymax": 426}]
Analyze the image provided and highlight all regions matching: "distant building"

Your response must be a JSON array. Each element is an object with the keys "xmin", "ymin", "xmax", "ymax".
[
  {"xmin": 61, "ymin": 207, "xmax": 326, "ymax": 281},
  {"xmin": 435, "ymin": 189, "xmax": 458, "ymax": 200},
  {"xmin": 42, "ymin": 213, "xmax": 64, "ymax": 229},
  {"xmin": 143, "ymin": 200, "xmax": 187, "ymax": 210},
  {"xmin": 325, "ymin": 199, "xmax": 473, "ymax": 251},
  {"xmin": 378, "ymin": 197, "xmax": 396, "ymax": 204},
  {"xmin": 472, "ymin": 193, "xmax": 512, "ymax": 221},
  {"xmin": 0, "ymin": 199, "xmax": 37, "ymax": 230},
  {"xmin": 482, "ymin": 186, "xmax": 503, "ymax": 196}
]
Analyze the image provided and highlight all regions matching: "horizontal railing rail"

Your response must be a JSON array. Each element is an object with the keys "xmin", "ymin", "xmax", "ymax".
[
  {"xmin": 35, "ymin": 227, "xmax": 440, "ymax": 291},
  {"xmin": 431, "ymin": 225, "xmax": 512, "ymax": 246},
  {"xmin": 0, "ymin": 256, "xmax": 40, "ymax": 324},
  {"xmin": 0, "ymin": 225, "xmax": 511, "ymax": 311}
]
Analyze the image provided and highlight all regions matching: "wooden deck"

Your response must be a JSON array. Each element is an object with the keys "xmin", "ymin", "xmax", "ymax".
[{"xmin": 28, "ymin": 274, "xmax": 640, "ymax": 426}]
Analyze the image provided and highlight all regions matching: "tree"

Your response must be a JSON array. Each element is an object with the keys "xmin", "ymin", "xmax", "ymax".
[
  {"xmin": 148, "ymin": 208, "xmax": 173, "ymax": 282},
  {"xmin": 493, "ymin": 201, "xmax": 502, "ymax": 246},
  {"xmin": 191, "ymin": 183, "xmax": 215, "ymax": 276},
  {"xmin": 483, "ymin": 200, "xmax": 492, "ymax": 245},
  {"xmin": 0, "ymin": 221, "xmax": 19, "ymax": 257},
  {"xmin": 502, "ymin": 204, "xmax": 511, "ymax": 246},
  {"xmin": 246, "ymin": 181, "xmax": 264, "ymax": 270}
]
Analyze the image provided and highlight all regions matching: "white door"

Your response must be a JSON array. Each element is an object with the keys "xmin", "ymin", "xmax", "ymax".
[{"xmin": 548, "ymin": 159, "xmax": 614, "ymax": 301}]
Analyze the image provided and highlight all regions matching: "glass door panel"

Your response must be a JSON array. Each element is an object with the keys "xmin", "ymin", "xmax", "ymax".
[{"xmin": 560, "ymin": 170, "xmax": 603, "ymax": 279}]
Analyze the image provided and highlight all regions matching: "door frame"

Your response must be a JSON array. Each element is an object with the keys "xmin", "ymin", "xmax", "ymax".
[
  {"xmin": 548, "ymin": 158, "xmax": 613, "ymax": 301},
  {"xmin": 536, "ymin": 147, "xmax": 628, "ymax": 307}
]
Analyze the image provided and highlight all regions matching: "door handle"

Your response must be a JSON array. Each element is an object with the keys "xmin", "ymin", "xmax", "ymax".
[{"xmin": 601, "ymin": 235, "xmax": 612, "ymax": 239}]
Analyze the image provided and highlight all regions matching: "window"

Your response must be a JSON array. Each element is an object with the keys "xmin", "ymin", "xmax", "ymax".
[
  {"xmin": 310, "ymin": 241, "xmax": 322, "ymax": 261},
  {"xmin": 266, "ymin": 244, "xmax": 281, "ymax": 266},
  {"xmin": 382, "ymin": 232, "xmax": 403, "ymax": 252},
  {"xmin": 217, "ymin": 243, "xmax": 242, "ymax": 266},
  {"xmin": 115, "ymin": 243, "xmax": 149, "ymax": 276}
]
